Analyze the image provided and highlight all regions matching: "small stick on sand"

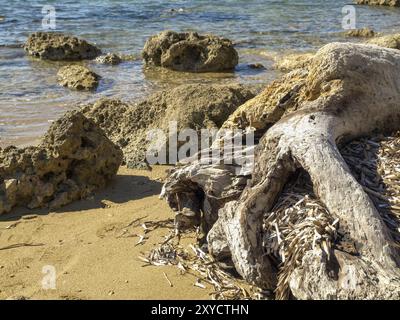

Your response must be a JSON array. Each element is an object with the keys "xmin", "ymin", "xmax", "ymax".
[
  {"xmin": 0, "ymin": 243, "xmax": 44, "ymax": 251},
  {"xmin": 1, "ymin": 221, "xmax": 21, "ymax": 230},
  {"xmin": 124, "ymin": 216, "xmax": 147, "ymax": 228},
  {"xmin": 163, "ymin": 272, "xmax": 173, "ymax": 287},
  {"xmin": 194, "ymin": 279, "xmax": 206, "ymax": 289},
  {"xmin": 135, "ymin": 235, "xmax": 146, "ymax": 246}
]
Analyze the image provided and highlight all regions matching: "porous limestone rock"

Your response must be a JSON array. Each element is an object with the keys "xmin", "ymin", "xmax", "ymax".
[
  {"xmin": 95, "ymin": 53, "xmax": 122, "ymax": 65},
  {"xmin": 356, "ymin": 0, "xmax": 399, "ymax": 6},
  {"xmin": 57, "ymin": 65, "xmax": 100, "ymax": 91},
  {"xmin": 0, "ymin": 111, "xmax": 122, "ymax": 214},
  {"xmin": 346, "ymin": 27, "xmax": 375, "ymax": 38},
  {"xmin": 367, "ymin": 33, "xmax": 400, "ymax": 50},
  {"xmin": 24, "ymin": 32, "xmax": 101, "ymax": 61},
  {"xmin": 142, "ymin": 31, "xmax": 238, "ymax": 72},
  {"xmin": 82, "ymin": 84, "xmax": 255, "ymax": 168}
]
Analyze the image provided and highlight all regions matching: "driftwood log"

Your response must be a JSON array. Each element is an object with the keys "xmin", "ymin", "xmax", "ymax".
[{"xmin": 161, "ymin": 42, "xmax": 400, "ymax": 299}]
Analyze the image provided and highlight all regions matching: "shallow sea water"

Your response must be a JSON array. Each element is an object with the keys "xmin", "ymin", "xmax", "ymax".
[{"xmin": 1, "ymin": 0, "xmax": 400, "ymax": 146}]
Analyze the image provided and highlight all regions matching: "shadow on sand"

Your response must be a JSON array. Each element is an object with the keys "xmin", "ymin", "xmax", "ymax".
[{"xmin": 0, "ymin": 173, "xmax": 163, "ymax": 222}]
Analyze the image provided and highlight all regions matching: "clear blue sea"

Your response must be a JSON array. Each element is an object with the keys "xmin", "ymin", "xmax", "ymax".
[{"xmin": 1, "ymin": 0, "xmax": 400, "ymax": 146}]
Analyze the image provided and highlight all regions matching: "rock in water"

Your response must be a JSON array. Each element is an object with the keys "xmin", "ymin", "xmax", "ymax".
[
  {"xmin": 346, "ymin": 28, "xmax": 375, "ymax": 38},
  {"xmin": 0, "ymin": 111, "xmax": 123, "ymax": 214},
  {"xmin": 57, "ymin": 65, "xmax": 100, "ymax": 91},
  {"xmin": 356, "ymin": 0, "xmax": 400, "ymax": 6},
  {"xmin": 82, "ymin": 84, "xmax": 255, "ymax": 168},
  {"xmin": 142, "ymin": 31, "xmax": 238, "ymax": 72},
  {"xmin": 95, "ymin": 53, "xmax": 122, "ymax": 65},
  {"xmin": 248, "ymin": 63, "xmax": 266, "ymax": 69},
  {"xmin": 24, "ymin": 32, "xmax": 101, "ymax": 61}
]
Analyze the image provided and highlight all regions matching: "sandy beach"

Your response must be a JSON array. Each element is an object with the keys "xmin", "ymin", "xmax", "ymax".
[{"xmin": 0, "ymin": 166, "xmax": 212, "ymax": 300}]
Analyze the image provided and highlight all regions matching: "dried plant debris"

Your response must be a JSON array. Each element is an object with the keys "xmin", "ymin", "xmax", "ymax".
[
  {"xmin": 341, "ymin": 132, "xmax": 400, "ymax": 240},
  {"xmin": 140, "ymin": 239, "xmax": 268, "ymax": 300},
  {"xmin": 263, "ymin": 173, "xmax": 338, "ymax": 300},
  {"xmin": 142, "ymin": 243, "xmax": 179, "ymax": 266},
  {"xmin": 263, "ymin": 131, "xmax": 400, "ymax": 300}
]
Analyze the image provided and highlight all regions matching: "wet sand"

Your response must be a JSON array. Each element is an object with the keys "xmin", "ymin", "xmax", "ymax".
[{"xmin": 0, "ymin": 166, "xmax": 212, "ymax": 300}]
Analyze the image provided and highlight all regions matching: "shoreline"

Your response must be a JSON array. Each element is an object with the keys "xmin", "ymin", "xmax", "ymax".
[{"xmin": 3, "ymin": 29, "xmax": 400, "ymax": 148}]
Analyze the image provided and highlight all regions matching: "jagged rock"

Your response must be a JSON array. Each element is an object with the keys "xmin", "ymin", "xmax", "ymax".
[
  {"xmin": 82, "ymin": 84, "xmax": 255, "ymax": 168},
  {"xmin": 57, "ymin": 65, "xmax": 100, "ymax": 91},
  {"xmin": 142, "ymin": 31, "xmax": 238, "ymax": 72},
  {"xmin": 356, "ymin": 0, "xmax": 400, "ymax": 6},
  {"xmin": 24, "ymin": 32, "xmax": 101, "ymax": 61},
  {"xmin": 95, "ymin": 53, "xmax": 122, "ymax": 65},
  {"xmin": 346, "ymin": 28, "xmax": 375, "ymax": 38},
  {"xmin": 367, "ymin": 33, "xmax": 400, "ymax": 50},
  {"xmin": 0, "ymin": 110, "xmax": 122, "ymax": 214}
]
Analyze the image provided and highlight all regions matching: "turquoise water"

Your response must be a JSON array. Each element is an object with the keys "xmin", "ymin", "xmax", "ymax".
[{"xmin": 1, "ymin": 0, "xmax": 400, "ymax": 146}]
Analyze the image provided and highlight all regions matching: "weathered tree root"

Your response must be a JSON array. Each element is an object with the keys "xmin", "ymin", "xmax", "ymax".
[{"xmin": 162, "ymin": 43, "xmax": 400, "ymax": 299}]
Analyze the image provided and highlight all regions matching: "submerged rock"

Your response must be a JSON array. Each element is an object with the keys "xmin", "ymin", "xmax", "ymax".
[
  {"xmin": 82, "ymin": 84, "xmax": 255, "ymax": 168},
  {"xmin": 142, "ymin": 31, "xmax": 238, "ymax": 72},
  {"xmin": 95, "ymin": 53, "xmax": 122, "ymax": 65},
  {"xmin": 346, "ymin": 28, "xmax": 375, "ymax": 38},
  {"xmin": 57, "ymin": 65, "xmax": 100, "ymax": 91},
  {"xmin": 0, "ymin": 111, "xmax": 123, "ymax": 214},
  {"xmin": 24, "ymin": 32, "xmax": 101, "ymax": 61},
  {"xmin": 356, "ymin": 0, "xmax": 400, "ymax": 6},
  {"xmin": 367, "ymin": 33, "xmax": 400, "ymax": 50},
  {"xmin": 248, "ymin": 63, "xmax": 266, "ymax": 69}
]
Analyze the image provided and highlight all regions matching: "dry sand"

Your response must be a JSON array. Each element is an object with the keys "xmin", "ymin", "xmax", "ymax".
[{"xmin": 0, "ymin": 166, "xmax": 212, "ymax": 300}]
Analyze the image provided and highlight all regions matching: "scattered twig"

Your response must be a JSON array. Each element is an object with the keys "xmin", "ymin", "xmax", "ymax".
[
  {"xmin": 1, "ymin": 221, "xmax": 21, "ymax": 230},
  {"xmin": 124, "ymin": 216, "xmax": 147, "ymax": 228},
  {"xmin": 163, "ymin": 272, "xmax": 173, "ymax": 287},
  {"xmin": 135, "ymin": 235, "xmax": 146, "ymax": 246},
  {"xmin": 194, "ymin": 279, "xmax": 206, "ymax": 289},
  {"xmin": 0, "ymin": 243, "xmax": 45, "ymax": 251}
]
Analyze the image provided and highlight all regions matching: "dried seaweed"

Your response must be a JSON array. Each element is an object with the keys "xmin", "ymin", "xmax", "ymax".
[
  {"xmin": 264, "ymin": 131, "xmax": 400, "ymax": 300},
  {"xmin": 263, "ymin": 174, "xmax": 337, "ymax": 300},
  {"xmin": 341, "ymin": 132, "xmax": 400, "ymax": 240},
  {"xmin": 140, "ymin": 238, "xmax": 268, "ymax": 300}
]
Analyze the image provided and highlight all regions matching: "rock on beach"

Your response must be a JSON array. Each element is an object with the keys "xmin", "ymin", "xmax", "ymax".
[
  {"xmin": 82, "ymin": 84, "xmax": 255, "ymax": 168},
  {"xmin": 0, "ymin": 111, "xmax": 122, "ymax": 214}
]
